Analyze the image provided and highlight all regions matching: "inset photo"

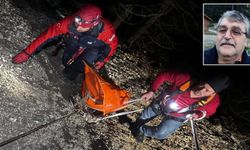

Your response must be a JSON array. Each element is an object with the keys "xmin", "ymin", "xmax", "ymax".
[{"xmin": 203, "ymin": 3, "xmax": 250, "ymax": 65}]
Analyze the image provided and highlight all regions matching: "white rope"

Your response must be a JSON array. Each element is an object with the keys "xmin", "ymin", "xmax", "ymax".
[
  {"xmin": 95, "ymin": 109, "xmax": 144, "ymax": 122},
  {"xmin": 111, "ymin": 98, "xmax": 143, "ymax": 112},
  {"xmin": 124, "ymin": 98, "xmax": 143, "ymax": 105}
]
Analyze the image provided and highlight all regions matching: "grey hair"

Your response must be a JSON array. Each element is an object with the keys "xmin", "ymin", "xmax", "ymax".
[{"xmin": 215, "ymin": 10, "xmax": 250, "ymax": 36}]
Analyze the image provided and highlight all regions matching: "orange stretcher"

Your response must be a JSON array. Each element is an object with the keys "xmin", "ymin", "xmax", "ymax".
[{"xmin": 81, "ymin": 62, "xmax": 131, "ymax": 115}]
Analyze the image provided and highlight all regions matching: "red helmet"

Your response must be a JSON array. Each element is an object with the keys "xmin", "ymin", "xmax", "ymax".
[{"xmin": 74, "ymin": 4, "xmax": 102, "ymax": 28}]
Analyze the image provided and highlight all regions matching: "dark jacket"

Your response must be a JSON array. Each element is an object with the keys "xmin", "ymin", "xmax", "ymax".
[{"xmin": 204, "ymin": 46, "xmax": 250, "ymax": 64}]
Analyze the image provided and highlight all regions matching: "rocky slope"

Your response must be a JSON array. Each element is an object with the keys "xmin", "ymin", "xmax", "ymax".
[{"xmin": 0, "ymin": 0, "xmax": 247, "ymax": 149}]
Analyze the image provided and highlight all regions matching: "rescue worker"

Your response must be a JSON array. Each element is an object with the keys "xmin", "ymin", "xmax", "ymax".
[
  {"xmin": 130, "ymin": 71, "xmax": 230, "ymax": 142},
  {"xmin": 12, "ymin": 4, "xmax": 118, "ymax": 80}
]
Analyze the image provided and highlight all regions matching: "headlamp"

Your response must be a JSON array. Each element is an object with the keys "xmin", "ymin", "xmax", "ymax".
[
  {"xmin": 75, "ymin": 16, "xmax": 83, "ymax": 25},
  {"xmin": 169, "ymin": 102, "xmax": 179, "ymax": 111}
]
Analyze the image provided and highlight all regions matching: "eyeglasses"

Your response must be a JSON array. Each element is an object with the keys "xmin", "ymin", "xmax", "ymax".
[{"xmin": 217, "ymin": 26, "xmax": 247, "ymax": 37}]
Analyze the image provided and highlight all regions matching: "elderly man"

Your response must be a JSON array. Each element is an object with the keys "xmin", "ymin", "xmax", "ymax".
[
  {"xmin": 130, "ymin": 71, "xmax": 230, "ymax": 142},
  {"xmin": 12, "ymin": 4, "xmax": 118, "ymax": 80},
  {"xmin": 204, "ymin": 10, "xmax": 250, "ymax": 64}
]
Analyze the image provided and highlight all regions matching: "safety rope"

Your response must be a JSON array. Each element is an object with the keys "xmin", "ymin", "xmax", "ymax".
[
  {"xmin": 0, "ymin": 112, "xmax": 76, "ymax": 147},
  {"xmin": 95, "ymin": 109, "xmax": 144, "ymax": 122}
]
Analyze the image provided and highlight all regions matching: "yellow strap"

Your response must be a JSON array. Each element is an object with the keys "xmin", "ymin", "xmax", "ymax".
[
  {"xmin": 179, "ymin": 80, "xmax": 216, "ymax": 106},
  {"xmin": 179, "ymin": 81, "xmax": 191, "ymax": 91},
  {"xmin": 198, "ymin": 93, "xmax": 216, "ymax": 106}
]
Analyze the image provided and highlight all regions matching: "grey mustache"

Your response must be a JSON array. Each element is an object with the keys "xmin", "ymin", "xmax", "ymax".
[{"xmin": 220, "ymin": 43, "xmax": 235, "ymax": 47}]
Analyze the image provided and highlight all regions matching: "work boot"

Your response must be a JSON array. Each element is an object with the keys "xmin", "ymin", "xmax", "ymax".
[
  {"xmin": 129, "ymin": 119, "xmax": 147, "ymax": 135},
  {"xmin": 133, "ymin": 128, "xmax": 145, "ymax": 142}
]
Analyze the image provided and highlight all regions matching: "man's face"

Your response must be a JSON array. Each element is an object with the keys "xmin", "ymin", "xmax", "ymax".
[
  {"xmin": 215, "ymin": 18, "xmax": 247, "ymax": 62},
  {"xmin": 75, "ymin": 23, "xmax": 91, "ymax": 32},
  {"xmin": 190, "ymin": 83, "xmax": 215, "ymax": 98}
]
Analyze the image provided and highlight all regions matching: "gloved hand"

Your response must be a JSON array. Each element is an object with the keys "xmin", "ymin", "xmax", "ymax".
[
  {"xmin": 94, "ymin": 61, "xmax": 104, "ymax": 70},
  {"xmin": 186, "ymin": 110, "xmax": 206, "ymax": 121},
  {"xmin": 186, "ymin": 113, "xmax": 199, "ymax": 120},
  {"xmin": 12, "ymin": 51, "xmax": 30, "ymax": 64},
  {"xmin": 141, "ymin": 91, "xmax": 154, "ymax": 101}
]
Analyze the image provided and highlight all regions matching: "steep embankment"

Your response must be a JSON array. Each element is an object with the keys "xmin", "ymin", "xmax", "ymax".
[{"xmin": 0, "ymin": 0, "xmax": 243, "ymax": 149}]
